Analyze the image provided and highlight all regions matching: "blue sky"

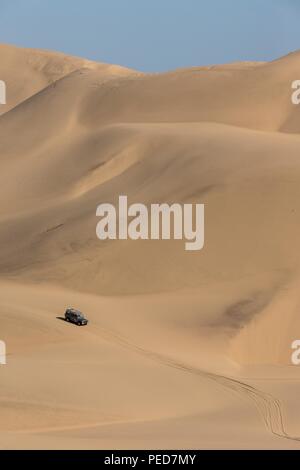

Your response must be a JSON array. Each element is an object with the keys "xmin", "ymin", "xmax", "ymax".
[{"xmin": 0, "ymin": 0, "xmax": 299, "ymax": 72}]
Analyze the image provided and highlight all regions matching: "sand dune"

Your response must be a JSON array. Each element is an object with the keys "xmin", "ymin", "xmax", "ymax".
[
  {"xmin": 0, "ymin": 43, "xmax": 137, "ymax": 115},
  {"xmin": 0, "ymin": 44, "xmax": 300, "ymax": 449}
]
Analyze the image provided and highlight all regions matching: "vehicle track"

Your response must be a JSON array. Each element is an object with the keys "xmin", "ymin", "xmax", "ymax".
[{"xmin": 93, "ymin": 325, "xmax": 300, "ymax": 443}]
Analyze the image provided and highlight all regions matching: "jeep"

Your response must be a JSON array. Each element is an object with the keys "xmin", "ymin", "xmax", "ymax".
[{"xmin": 65, "ymin": 308, "xmax": 88, "ymax": 326}]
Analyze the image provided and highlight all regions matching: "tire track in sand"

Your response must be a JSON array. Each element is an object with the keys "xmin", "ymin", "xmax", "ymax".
[{"xmin": 93, "ymin": 325, "xmax": 300, "ymax": 443}]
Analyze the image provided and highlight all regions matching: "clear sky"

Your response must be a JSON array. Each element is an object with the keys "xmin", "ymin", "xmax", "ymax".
[{"xmin": 0, "ymin": 0, "xmax": 299, "ymax": 72}]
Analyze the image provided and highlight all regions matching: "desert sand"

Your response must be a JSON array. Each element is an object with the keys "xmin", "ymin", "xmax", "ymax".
[{"xmin": 0, "ymin": 44, "xmax": 300, "ymax": 449}]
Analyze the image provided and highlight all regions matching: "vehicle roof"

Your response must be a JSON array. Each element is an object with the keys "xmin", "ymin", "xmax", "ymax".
[{"xmin": 67, "ymin": 308, "xmax": 83, "ymax": 315}]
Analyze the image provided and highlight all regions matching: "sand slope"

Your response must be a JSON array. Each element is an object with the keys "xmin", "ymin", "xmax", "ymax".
[
  {"xmin": 0, "ymin": 45, "xmax": 300, "ymax": 449},
  {"xmin": 0, "ymin": 43, "xmax": 137, "ymax": 115}
]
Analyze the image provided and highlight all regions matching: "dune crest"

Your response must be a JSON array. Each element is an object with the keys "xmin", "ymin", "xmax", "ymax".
[{"xmin": 0, "ymin": 43, "xmax": 138, "ymax": 115}]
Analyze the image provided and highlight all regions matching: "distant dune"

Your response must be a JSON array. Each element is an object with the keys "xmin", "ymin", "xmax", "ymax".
[
  {"xmin": 0, "ymin": 44, "xmax": 300, "ymax": 449},
  {"xmin": 0, "ymin": 43, "xmax": 138, "ymax": 114}
]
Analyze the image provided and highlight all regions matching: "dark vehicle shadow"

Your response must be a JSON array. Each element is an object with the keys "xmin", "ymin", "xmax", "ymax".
[{"xmin": 56, "ymin": 316, "xmax": 66, "ymax": 322}]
